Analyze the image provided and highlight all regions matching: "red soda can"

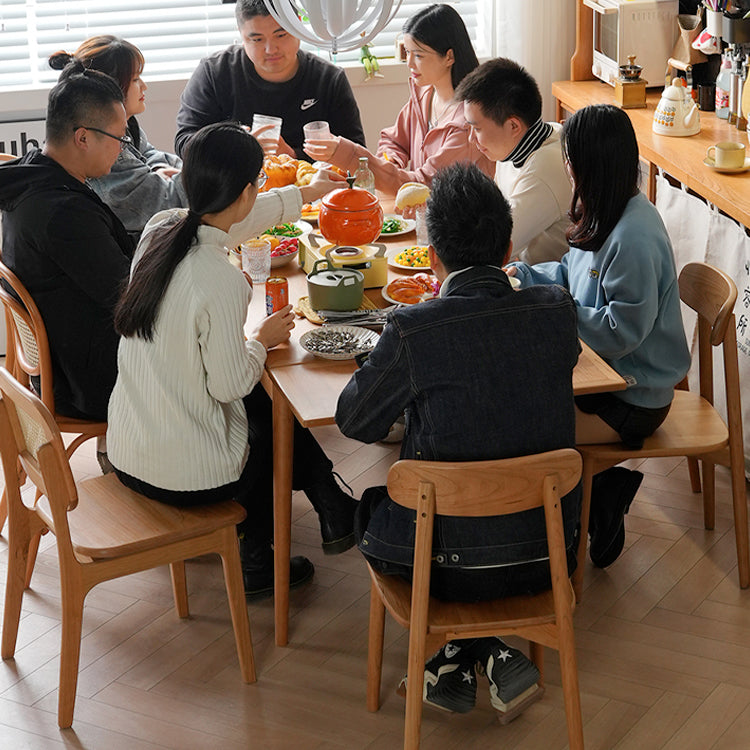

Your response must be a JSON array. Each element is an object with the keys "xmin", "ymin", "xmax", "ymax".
[{"xmin": 265, "ymin": 276, "xmax": 288, "ymax": 315}]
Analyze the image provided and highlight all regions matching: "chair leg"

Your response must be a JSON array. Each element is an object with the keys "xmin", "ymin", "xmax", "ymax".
[
  {"xmin": 1, "ymin": 511, "xmax": 34, "ymax": 659},
  {"xmin": 24, "ymin": 529, "xmax": 43, "ymax": 588},
  {"xmin": 573, "ymin": 458, "xmax": 595, "ymax": 602},
  {"xmin": 529, "ymin": 641, "xmax": 545, "ymax": 687},
  {"xmin": 404, "ymin": 624, "xmax": 429, "ymax": 750},
  {"xmin": 557, "ymin": 621, "xmax": 584, "ymax": 750},
  {"xmin": 169, "ymin": 561, "xmax": 189, "ymax": 618},
  {"xmin": 367, "ymin": 583, "xmax": 386, "ymax": 712},
  {"xmin": 702, "ymin": 461, "xmax": 716, "ymax": 531},
  {"xmin": 219, "ymin": 530, "xmax": 256, "ymax": 684},
  {"xmin": 728, "ymin": 453, "xmax": 750, "ymax": 589},
  {"xmin": 58, "ymin": 587, "xmax": 85, "ymax": 728},
  {"xmin": 687, "ymin": 456, "xmax": 702, "ymax": 493}
]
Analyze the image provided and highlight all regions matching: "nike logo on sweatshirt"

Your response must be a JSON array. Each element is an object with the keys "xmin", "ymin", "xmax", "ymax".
[{"xmin": 301, "ymin": 99, "xmax": 317, "ymax": 110}]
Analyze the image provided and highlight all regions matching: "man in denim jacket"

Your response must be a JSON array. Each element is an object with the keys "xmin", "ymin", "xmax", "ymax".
[{"xmin": 335, "ymin": 164, "xmax": 581, "ymax": 714}]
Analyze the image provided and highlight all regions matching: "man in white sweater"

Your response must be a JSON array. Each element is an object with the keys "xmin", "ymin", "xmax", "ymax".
[{"xmin": 455, "ymin": 58, "xmax": 572, "ymax": 265}]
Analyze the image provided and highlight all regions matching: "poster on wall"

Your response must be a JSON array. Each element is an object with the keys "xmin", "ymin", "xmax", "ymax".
[{"xmin": 0, "ymin": 117, "xmax": 45, "ymax": 157}]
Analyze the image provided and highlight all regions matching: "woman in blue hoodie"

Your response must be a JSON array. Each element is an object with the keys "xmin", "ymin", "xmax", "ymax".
[{"xmin": 510, "ymin": 104, "xmax": 691, "ymax": 568}]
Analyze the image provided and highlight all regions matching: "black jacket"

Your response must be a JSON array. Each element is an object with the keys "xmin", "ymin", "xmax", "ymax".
[{"xmin": 0, "ymin": 150, "xmax": 134, "ymax": 419}]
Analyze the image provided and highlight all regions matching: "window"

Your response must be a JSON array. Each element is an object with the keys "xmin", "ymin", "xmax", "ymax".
[{"xmin": 0, "ymin": 0, "xmax": 488, "ymax": 90}]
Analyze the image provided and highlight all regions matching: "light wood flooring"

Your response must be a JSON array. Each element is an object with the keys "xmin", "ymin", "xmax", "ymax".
[{"xmin": 2, "ymin": 425, "xmax": 750, "ymax": 749}]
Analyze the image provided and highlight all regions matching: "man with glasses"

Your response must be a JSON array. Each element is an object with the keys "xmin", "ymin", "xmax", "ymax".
[
  {"xmin": 175, "ymin": 0, "xmax": 365, "ymax": 158},
  {"xmin": 0, "ymin": 64, "xmax": 133, "ymax": 438}
]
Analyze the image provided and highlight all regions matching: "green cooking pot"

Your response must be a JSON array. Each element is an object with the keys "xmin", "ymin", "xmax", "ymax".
[{"xmin": 307, "ymin": 259, "xmax": 365, "ymax": 311}]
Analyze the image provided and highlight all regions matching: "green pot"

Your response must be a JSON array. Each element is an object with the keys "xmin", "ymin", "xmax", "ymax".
[{"xmin": 307, "ymin": 259, "xmax": 364, "ymax": 311}]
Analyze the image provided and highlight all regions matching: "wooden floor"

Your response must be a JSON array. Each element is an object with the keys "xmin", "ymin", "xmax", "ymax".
[{"xmin": 1, "ymin": 425, "xmax": 750, "ymax": 749}]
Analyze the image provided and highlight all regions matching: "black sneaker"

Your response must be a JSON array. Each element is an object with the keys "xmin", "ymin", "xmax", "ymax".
[
  {"xmin": 589, "ymin": 467, "xmax": 643, "ymax": 568},
  {"xmin": 422, "ymin": 641, "xmax": 478, "ymax": 713},
  {"xmin": 479, "ymin": 638, "xmax": 540, "ymax": 712}
]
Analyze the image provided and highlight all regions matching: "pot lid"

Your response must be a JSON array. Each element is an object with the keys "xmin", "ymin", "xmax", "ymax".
[
  {"xmin": 308, "ymin": 267, "xmax": 363, "ymax": 286},
  {"xmin": 322, "ymin": 186, "xmax": 380, "ymax": 212},
  {"xmin": 662, "ymin": 77, "xmax": 688, "ymax": 101}
]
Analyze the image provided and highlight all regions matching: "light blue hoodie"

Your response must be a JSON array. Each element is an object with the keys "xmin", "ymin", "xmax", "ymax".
[{"xmin": 512, "ymin": 192, "xmax": 690, "ymax": 408}]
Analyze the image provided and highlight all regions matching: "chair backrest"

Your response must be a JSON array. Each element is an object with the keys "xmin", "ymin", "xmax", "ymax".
[
  {"xmin": 387, "ymin": 449, "xmax": 582, "ymax": 518},
  {"xmin": 0, "ymin": 153, "xmax": 16, "ymax": 162},
  {"xmin": 678, "ymin": 261, "xmax": 739, "ymax": 411},
  {"xmin": 0, "ymin": 367, "xmax": 78, "ymax": 535},
  {"xmin": 0, "ymin": 260, "xmax": 55, "ymax": 413},
  {"xmin": 386, "ymin": 449, "xmax": 582, "ymax": 600}
]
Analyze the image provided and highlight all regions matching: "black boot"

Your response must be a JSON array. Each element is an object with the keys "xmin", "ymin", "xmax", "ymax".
[
  {"xmin": 304, "ymin": 472, "xmax": 358, "ymax": 555},
  {"xmin": 238, "ymin": 536, "xmax": 314, "ymax": 600}
]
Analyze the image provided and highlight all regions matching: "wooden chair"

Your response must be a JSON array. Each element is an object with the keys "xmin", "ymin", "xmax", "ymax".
[
  {"xmin": 0, "ymin": 260, "xmax": 107, "ymax": 586},
  {"xmin": 574, "ymin": 261, "xmax": 750, "ymax": 599},
  {"xmin": 0, "ymin": 153, "xmax": 15, "ymax": 161},
  {"xmin": 366, "ymin": 449, "xmax": 584, "ymax": 750},
  {"xmin": 0, "ymin": 366, "xmax": 255, "ymax": 728}
]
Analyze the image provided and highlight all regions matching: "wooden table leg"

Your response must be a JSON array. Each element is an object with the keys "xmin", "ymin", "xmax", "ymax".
[{"xmin": 272, "ymin": 381, "xmax": 295, "ymax": 646}]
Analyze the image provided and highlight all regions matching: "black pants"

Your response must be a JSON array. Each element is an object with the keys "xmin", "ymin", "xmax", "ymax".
[
  {"xmin": 115, "ymin": 383, "xmax": 333, "ymax": 544},
  {"xmin": 576, "ymin": 392, "xmax": 671, "ymax": 450}
]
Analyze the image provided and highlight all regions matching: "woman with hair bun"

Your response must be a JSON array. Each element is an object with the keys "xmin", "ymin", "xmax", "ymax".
[
  {"xmin": 49, "ymin": 36, "xmax": 186, "ymax": 239},
  {"xmin": 303, "ymin": 4, "xmax": 493, "ymax": 195},
  {"xmin": 108, "ymin": 123, "xmax": 357, "ymax": 597}
]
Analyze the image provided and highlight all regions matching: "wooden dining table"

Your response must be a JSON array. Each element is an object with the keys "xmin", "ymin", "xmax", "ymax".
[{"xmin": 244, "ymin": 223, "xmax": 627, "ymax": 646}]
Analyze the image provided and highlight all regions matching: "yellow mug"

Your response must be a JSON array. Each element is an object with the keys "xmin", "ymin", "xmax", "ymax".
[{"xmin": 706, "ymin": 141, "xmax": 746, "ymax": 169}]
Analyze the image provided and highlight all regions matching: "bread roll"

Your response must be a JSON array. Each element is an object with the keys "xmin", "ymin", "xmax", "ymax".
[{"xmin": 395, "ymin": 182, "xmax": 430, "ymax": 210}]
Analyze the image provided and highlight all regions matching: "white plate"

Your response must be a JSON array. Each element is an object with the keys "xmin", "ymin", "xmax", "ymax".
[
  {"xmin": 703, "ymin": 156, "xmax": 750, "ymax": 174},
  {"xmin": 263, "ymin": 220, "xmax": 313, "ymax": 238},
  {"xmin": 381, "ymin": 276, "xmax": 440, "ymax": 306},
  {"xmin": 379, "ymin": 215, "xmax": 416, "ymax": 238},
  {"xmin": 386, "ymin": 246, "xmax": 431, "ymax": 271},
  {"xmin": 299, "ymin": 325, "xmax": 380, "ymax": 360}
]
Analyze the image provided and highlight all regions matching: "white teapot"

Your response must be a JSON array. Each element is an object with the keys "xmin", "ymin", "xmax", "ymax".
[{"xmin": 653, "ymin": 77, "xmax": 701, "ymax": 137}]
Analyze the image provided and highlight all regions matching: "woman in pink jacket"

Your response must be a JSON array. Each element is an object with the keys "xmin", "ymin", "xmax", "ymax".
[{"xmin": 304, "ymin": 4, "xmax": 493, "ymax": 196}]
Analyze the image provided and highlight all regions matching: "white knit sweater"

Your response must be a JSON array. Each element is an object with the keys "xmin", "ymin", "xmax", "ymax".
[{"xmin": 107, "ymin": 186, "xmax": 301, "ymax": 491}]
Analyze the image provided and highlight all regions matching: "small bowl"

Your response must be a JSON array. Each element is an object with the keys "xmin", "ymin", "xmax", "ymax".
[
  {"xmin": 271, "ymin": 248, "xmax": 299, "ymax": 268},
  {"xmin": 619, "ymin": 64, "xmax": 642, "ymax": 81}
]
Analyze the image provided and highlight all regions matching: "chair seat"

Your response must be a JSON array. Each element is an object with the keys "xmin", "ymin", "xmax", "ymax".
[
  {"xmin": 36, "ymin": 473, "xmax": 246, "ymax": 559},
  {"xmin": 578, "ymin": 389, "xmax": 728, "ymax": 462},
  {"xmin": 54, "ymin": 415, "xmax": 107, "ymax": 436},
  {"xmin": 370, "ymin": 568, "xmax": 574, "ymax": 634}
]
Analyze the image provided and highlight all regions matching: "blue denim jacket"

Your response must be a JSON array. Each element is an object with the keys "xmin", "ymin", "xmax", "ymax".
[{"xmin": 336, "ymin": 266, "xmax": 581, "ymax": 570}]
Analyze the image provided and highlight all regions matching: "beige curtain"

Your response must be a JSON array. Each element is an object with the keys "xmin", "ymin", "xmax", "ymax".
[{"xmin": 493, "ymin": 0, "xmax": 576, "ymax": 122}]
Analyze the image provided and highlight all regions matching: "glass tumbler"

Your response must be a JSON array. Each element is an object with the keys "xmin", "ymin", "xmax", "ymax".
[
  {"xmin": 241, "ymin": 238, "xmax": 272, "ymax": 284},
  {"xmin": 415, "ymin": 204, "xmax": 429, "ymax": 246},
  {"xmin": 252, "ymin": 114, "xmax": 283, "ymax": 154}
]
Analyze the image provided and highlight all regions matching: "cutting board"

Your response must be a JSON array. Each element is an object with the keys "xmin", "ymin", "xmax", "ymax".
[{"xmin": 742, "ymin": 77, "xmax": 750, "ymax": 124}]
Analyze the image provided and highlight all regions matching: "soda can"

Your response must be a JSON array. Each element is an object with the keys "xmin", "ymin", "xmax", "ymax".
[{"xmin": 265, "ymin": 276, "xmax": 289, "ymax": 315}]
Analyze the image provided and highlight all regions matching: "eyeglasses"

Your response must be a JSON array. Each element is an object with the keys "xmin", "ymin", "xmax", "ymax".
[
  {"xmin": 256, "ymin": 170, "xmax": 268, "ymax": 190},
  {"xmin": 75, "ymin": 126, "xmax": 133, "ymax": 151}
]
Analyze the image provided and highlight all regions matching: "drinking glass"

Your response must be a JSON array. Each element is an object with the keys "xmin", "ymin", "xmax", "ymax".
[
  {"xmin": 252, "ymin": 114, "xmax": 283, "ymax": 154},
  {"xmin": 303, "ymin": 120, "xmax": 331, "ymax": 140},
  {"xmin": 415, "ymin": 204, "xmax": 429, "ymax": 246},
  {"xmin": 241, "ymin": 238, "xmax": 272, "ymax": 284}
]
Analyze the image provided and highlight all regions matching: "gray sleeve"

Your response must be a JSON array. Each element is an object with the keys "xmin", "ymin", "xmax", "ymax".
[{"xmin": 88, "ymin": 145, "xmax": 188, "ymax": 235}]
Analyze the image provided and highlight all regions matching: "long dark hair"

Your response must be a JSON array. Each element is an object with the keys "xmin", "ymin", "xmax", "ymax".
[
  {"xmin": 403, "ymin": 4, "xmax": 478, "ymax": 90},
  {"xmin": 563, "ymin": 104, "xmax": 640, "ymax": 252},
  {"xmin": 114, "ymin": 123, "xmax": 264, "ymax": 340}
]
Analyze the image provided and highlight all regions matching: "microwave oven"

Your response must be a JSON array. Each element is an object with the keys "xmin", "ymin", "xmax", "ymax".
[{"xmin": 583, "ymin": 0, "xmax": 678, "ymax": 87}]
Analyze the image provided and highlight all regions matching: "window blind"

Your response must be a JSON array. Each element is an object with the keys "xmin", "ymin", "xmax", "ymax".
[{"xmin": 0, "ymin": 0, "xmax": 487, "ymax": 89}]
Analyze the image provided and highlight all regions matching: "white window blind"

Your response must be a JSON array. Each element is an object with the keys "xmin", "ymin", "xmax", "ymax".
[{"xmin": 0, "ymin": 0, "xmax": 487, "ymax": 90}]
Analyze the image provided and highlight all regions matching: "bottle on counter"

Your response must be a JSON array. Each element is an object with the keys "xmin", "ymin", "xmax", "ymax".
[
  {"xmin": 716, "ymin": 49, "xmax": 733, "ymax": 120},
  {"xmin": 353, "ymin": 156, "xmax": 376, "ymax": 194}
]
